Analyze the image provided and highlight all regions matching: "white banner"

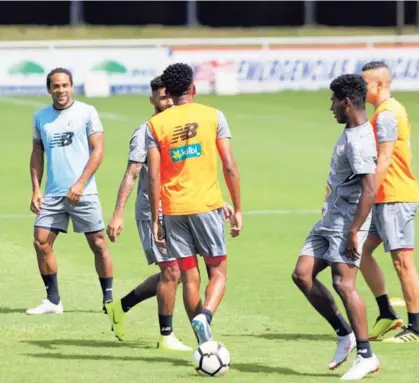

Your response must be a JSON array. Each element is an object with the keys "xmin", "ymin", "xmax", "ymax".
[
  {"xmin": 170, "ymin": 46, "xmax": 419, "ymax": 93},
  {"xmin": 0, "ymin": 44, "xmax": 417, "ymax": 96},
  {"xmin": 0, "ymin": 47, "xmax": 169, "ymax": 96}
]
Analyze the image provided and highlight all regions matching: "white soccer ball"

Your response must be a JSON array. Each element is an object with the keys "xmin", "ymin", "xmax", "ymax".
[{"xmin": 193, "ymin": 340, "xmax": 231, "ymax": 377}]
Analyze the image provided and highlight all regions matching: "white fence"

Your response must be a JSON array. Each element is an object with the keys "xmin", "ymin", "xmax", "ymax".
[{"xmin": 0, "ymin": 35, "xmax": 418, "ymax": 96}]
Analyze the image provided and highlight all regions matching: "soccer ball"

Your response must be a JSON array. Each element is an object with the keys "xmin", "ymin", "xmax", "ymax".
[{"xmin": 193, "ymin": 341, "xmax": 230, "ymax": 377}]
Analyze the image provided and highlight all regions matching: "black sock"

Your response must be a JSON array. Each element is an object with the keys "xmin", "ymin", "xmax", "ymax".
[
  {"xmin": 120, "ymin": 290, "xmax": 142, "ymax": 312},
  {"xmin": 99, "ymin": 277, "xmax": 113, "ymax": 303},
  {"xmin": 41, "ymin": 273, "xmax": 60, "ymax": 305},
  {"xmin": 408, "ymin": 312, "xmax": 419, "ymax": 333},
  {"xmin": 159, "ymin": 315, "xmax": 173, "ymax": 336},
  {"xmin": 376, "ymin": 294, "xmax": 398, "ymax": 319},
  {"xmin": 202, "ymin": 309, "xmax": 213, "ymax": 325},
  {"xmin": 327, "ymin": 313, "xmax": 352, "ymax": 336},
  {"xmin": 356, "ymin": 340, "xmax": 373, "ymax": 358}
]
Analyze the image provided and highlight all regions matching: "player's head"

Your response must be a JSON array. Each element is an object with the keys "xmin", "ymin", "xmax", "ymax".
[
  {"xmin": 46, "ymin": 68, "xmax": 73, "ymax": 109},
  {"xmin": 361, "ymin": 61, "xmax": 392, "ymax": 105},
  {"xmin": 329, "ymin": 74, "xmax": 367, "ymax": 124},
  {"xmin": 161, "ymin": 63, "xmax": 195, "ymax": 102},
  {"xmin": 149, "ymin": 75, "xmax": 173, "ymax": 113}
]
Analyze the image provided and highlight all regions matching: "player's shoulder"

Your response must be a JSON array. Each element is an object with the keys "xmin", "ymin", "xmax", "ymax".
[
  {"xmin": 33, "ymin": 104, "xmax": 53, "ymax": 120},
  {"xmin": 131, "ymin": 120, "xmax": 148, "ymax": 139},
  {"xmin": 72, "ymin": 100, "xmax": 98, "ymax": 114},
  {"xmin": 378, "ymin": 98, "xmax": 407, "ymax": 119},
  {"xmin": 345, "ymin": 123, "xmax": 375, "ymax": 147}
]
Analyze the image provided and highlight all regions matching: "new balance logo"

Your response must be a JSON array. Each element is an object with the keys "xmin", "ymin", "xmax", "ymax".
[
  {"xmin": 171, "ymin": 122, "xmax": 199, "ymax": 144},
  {"xmin": 50, "ymin": 132, "xmax": 74, "ymax": 148}
]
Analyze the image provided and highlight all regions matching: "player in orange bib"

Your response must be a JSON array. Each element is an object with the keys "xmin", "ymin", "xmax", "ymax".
[
  {"xmin": 361, "ymin": 61, "xmax": 419, "ymax": 343},
  {"xmin": 146, "ymin": 63, "xmax": 242, "ymax": 344}
]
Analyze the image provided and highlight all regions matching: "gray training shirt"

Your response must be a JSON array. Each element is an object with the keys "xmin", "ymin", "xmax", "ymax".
[
  {"xmin": 128, "ymin": 122, "xmax": 158, "ymax": 221},
  {"xmin": 321, "ymin": 122, "xmax": 377, "ymax": 231},
  {"xmin": 376, "ymin": 110, "xmax": 398, "ymax": 143}
]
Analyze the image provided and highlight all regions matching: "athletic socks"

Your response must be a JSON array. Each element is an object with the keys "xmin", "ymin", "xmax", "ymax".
[
  {"xmin": 327, "ymin": 313, "xmax": 352, "ymax": 337},
  {"xmin": 159, "ymin": 315, "xmax": 173, "ymax": 336},
  {"xmin": 99, "ymin": 277, "xmax": 113, "ymax": 303},
  {"xmin": 41, "ymin": 273, "xmax": 60, "ymax": 305},
  {"xmin": 202, "ymin": 309, "xmax": 213, "ymax": 325},
  {"xmin": 376, "ymin": 294, "xmax": 398, "ymax": 319},
  {"xmin": 408, "ymin": 312, "xmax": 419, "ymax": 334},
  {"xmin": 356, "ymin": 340, "xmax": 373, "ymax": 358}
]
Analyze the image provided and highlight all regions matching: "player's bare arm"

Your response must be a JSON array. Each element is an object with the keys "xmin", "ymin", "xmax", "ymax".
[
  {"xmin": 67, "ymin": 132, "xmax": 104, "ymax": 206},
  {"xmin": 216, "ymin": 138, "xmax": 242, "ymax": 237},
  {"xmin": 30, "ymin": 139, "xmax": 44, "ymax": 214},
  {"xmin": 147, "ymin": 146, "xmax": 166, "ymax": 247},
  {"xmin": 375, "ymin": 141, "xmax": 395, "ymax": 192},
  {"xmin": 347, "ymin": 174, "xmax": 376, "ymax": 260},
  {"xmin": 106, "ymin": 161, "xmax": 142, "ymax": 243}
]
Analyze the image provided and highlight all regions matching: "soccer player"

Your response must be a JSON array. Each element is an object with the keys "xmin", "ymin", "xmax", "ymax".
[
  {"xmin": 360, "ymin": 61, "xmax": 419, "ymax": 343},
  {"xmin": 292, "ymin": 74, "xmax": 380, "ymax": 380},
  {"xmin": 27, "ymin": 68, "xmax": 114, "ymax": 315},
  {"xmin": 104, "ymin": 76, "xmax": 191, "ymax": 351},
  {"xmin": 146, "ymin": 63, "xmax": 242, "ymax": 345}
]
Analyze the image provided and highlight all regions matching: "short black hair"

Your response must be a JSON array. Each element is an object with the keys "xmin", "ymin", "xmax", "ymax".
[
  {"xmin": 161, "ymin": 63, "xmax": 193, "ymax": 97},
  {"xmin": 150, "ymin": 75, "xmax": 164, "ymax": 91},
  {"xmin": 330, "ymin": 74, "xmax": 367, "ymax": 109},
  {"xmin": 46, "ymin": 67, "xmax": 73, "ymax": 89},
  {"xmin": 362, "ymin": 61, "xmax": 389, "ymax": 72}
]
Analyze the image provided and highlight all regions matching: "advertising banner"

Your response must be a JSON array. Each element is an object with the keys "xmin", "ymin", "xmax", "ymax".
[
  {"xmin": 0, "ymin": 47, "xmax": 169, "ymax": 96},
  {"xmin": 170, "ymin": 46, "xmax": 419, "ymax": 94}
]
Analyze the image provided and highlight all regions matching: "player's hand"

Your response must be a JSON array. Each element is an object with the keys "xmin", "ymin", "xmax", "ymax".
[
  {"xmin": 152, "ymin": 221, "xmax": 166, "ymax": 249},
  {"xmin": 66, "ymin": 182, "xmax": 84, "ymax": 206},
  {"xmin": 222, "ymin": 203, "xmax": 234, "ymax": 222},
  {"xmin": 106, "ymin": 214, "xmax": 124, "ymax": 243},
  {"xmin": 346, "ymin": 230, "xmax": 360, "ymax": 260},
  {"xmin": 30, "ymin": 191, "xmax": 43, "ymax": 215},
  {"xmin": 230, "ymin": 211, "xmax": 243, "ymax": 238}
]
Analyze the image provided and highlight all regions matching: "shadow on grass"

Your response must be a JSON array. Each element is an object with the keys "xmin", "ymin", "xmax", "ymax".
[
  {"xmin": 22, "ymin": 339, "xmax": 154, "ymax": 350},
  {"xmin": 25, "ymin": 352, "xmax": 341, "ymax": 378},
  {"xmin": 222, "ymin": 332, "xmax": 336, "ymax": 342}
]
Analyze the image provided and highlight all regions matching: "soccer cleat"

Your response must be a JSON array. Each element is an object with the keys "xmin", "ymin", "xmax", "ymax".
[
  {"xmin": 157, "ymin": 333, "xmax": 193, "ymax": 351},
  {"xmin": 105, "ymin": 300, "xmax": 127, "ymax": 341},
  {"xmin": 328, "ymin": 332, "xmax": 356, "ymax": 370},
  {"xmin": 382, "ymin": 326, "xmax": 419, "ymax": 343},
  {"xmin": 25, "ymin": 299, "xmax": 63, "ymax": 315},
  {"xmin": 340, "ymin": 354, "xmax": 380, "ymax": 380},
  {"xmin": 191, "ymin": 313, "xmax": 213, "ymax": 344},
  {"xmin": 368, "ymin": 316, "xmax": 404, "ymax": 340}
]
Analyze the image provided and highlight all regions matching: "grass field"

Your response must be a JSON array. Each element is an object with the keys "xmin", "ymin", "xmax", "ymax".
[
  {"xmin": 0, "ymin": 92, "xmax": 418, "ymax": 383},
  {"xmin": 0, "ymin": 25, "xmax": 417, "ymax": 40}
]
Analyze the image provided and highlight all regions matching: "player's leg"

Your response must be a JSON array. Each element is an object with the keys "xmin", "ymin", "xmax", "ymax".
[
  {"xmin": 330, "ymin": 232, "xmax": 379, "ymax": 380},
  {"xmin": 163, "ymin": 215, "xmax": 204, "ymax": 340},
  {"xmin": 382, "ymin": 203, "xmax": 419, "ymax": 343},
  {"xmin": 293, "ymin": 227, "xmax": 353, "ymax": 340},
  {"xmin": 70, "ymin": 195, "xmax": 114, "ymax": 306},
  {"xmin": 360, "ymin": 207, "xmax": 402, "ymax": 340},
  {"xmin": 27, "ymin": 197, "xmax": 69, "ymax": 315},
  {"xmin": 187, "ymin": 208, "xmax": 229, "ymax": 344},
  {"xmin": 156, "ymin": 260, "xmax": 191, "ymax": 351},
  {"xmin": 293, "ymin": 231, "xmax": 355, "ymax": 371}
]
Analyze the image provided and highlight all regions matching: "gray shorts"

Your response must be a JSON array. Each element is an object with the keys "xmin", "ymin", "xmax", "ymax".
[
  {"xmin": 300, "ymin": 221, "xmax": 368, "ymax": 267},
  {"xmin": 369, "ymin": 202, "xmax": 418, "ymax": 252},
  {"xmin": 34, "ymin": 195, "xmax": 104, "ymax": 234},
  {"xmin": 163, "ymin": 208, "xmax": 227, "ymax": 259},
  {"xmin": 136, "ymin": 220, "xmax": 176, "ymax": 265}
]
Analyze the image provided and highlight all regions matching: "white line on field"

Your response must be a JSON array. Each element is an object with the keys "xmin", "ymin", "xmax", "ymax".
[
  {"xmin": 0, "ymin": 97, "xmax": 127, "ymax": 121},
  {"xmin": 0, "ymin": 210, "xmax": 320, "ymax": 220}
]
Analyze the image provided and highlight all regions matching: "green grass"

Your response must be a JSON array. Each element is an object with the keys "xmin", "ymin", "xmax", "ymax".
[
  {"xmin": 0, "ymin": 25, "xmax": 418, "ymax": 40},
  {"xmin": 0, "ymin": 92, "xmax": 418, "ymax": 383}
]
